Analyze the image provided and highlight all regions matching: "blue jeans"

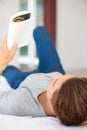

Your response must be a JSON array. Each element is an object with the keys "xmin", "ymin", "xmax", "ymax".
[{"xmin": 2, "ymin": 26, "xmax": 65, "ymax": 89}]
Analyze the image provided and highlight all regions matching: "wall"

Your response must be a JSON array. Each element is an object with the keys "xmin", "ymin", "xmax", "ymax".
[
  {"xmin": 56, "ymin": 0, "xmax": 87, "ymax": 71},
  {"xmin": 0, "ymin": 0, "xmax": 87, "ymax": 70},
  {"xmin": 0, "ymin": 0, "xmax": 19, "ymax": 66}
]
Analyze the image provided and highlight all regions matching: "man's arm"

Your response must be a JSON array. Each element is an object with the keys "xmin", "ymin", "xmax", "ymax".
[
  {"xmin": 0, "ymin": 37, "xmax": 17, "ymax": 74},
  {"xmin": 0, "ymin": 87, "xmax": 32, "ymax": 116}
]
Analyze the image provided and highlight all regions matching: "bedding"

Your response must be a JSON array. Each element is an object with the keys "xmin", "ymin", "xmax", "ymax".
[
  {"xmin": 0, "ymin": 115, "xmax": 87, "ymax": 130},
  {"xmin": 0, "ymin": 76, "xmax": 87, "ymax": 130}
]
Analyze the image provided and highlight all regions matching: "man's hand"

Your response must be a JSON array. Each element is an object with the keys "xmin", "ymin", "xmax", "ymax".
[{"xmin": 0, "ymin": 37, "xmax": 17, "ymax": 74}]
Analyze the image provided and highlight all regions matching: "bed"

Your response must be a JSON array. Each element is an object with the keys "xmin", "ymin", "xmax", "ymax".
[
  {"xmin": 0, "ymin": 76, "xmax": 87, "ymax": 130},
  {"xmin": 0, "ymin": 114, "xmax": 87, "ymax": 130}
]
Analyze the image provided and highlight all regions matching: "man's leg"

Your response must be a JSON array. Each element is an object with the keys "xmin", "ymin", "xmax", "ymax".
[
  {"xmin": 33, "ymin": 26, "xmax": 65, "ymax": 74},
  {"xmin": 2, "ymin": 65, "xmax": 38, "ymax": 89}
]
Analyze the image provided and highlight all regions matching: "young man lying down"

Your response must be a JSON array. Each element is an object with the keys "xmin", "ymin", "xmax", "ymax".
[{"xmin": 0, "ymin": 26, "xmax": 87, "ymax": 126}]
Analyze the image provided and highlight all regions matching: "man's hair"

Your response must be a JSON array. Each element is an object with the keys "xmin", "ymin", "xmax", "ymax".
[{"xmin": 51, "ymin": 77, "xmax": 87, "ymax": 126}]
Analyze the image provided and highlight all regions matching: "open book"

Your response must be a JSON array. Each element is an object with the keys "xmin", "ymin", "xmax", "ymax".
[{"xmin": 7, "ymin": 10, "xmax": 35, "ymax": 50}]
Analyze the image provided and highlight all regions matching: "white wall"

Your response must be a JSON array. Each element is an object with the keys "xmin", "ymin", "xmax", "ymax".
[
  {"xmin": 1, "ymin": 0, "xmax": 87, "ymax": 70},
  {"xmin": 56, "ymin": 0, "xmax": 87, "ymax": 71},
  {"xmin": 0, "ymin": 0, "xmax": 19, "ymax": 66}
]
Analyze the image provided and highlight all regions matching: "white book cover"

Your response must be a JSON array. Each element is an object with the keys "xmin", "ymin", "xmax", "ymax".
[{"xmin": 7, "ymin": 10, "xmax": 35, "ymax": 50}]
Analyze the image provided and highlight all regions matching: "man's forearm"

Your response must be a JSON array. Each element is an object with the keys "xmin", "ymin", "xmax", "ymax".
[{"xmin": 0, "ymin": 37, "xmax": 17, "ymax": 75}]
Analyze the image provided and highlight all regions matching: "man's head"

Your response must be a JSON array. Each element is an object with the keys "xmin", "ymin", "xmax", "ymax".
[{"xmin": 51, "ymin": 76, "xmax": 87, "ymax": 126}]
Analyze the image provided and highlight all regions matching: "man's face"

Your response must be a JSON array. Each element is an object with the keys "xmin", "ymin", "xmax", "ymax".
[{"xmin": 47, "ymin": 72, "xmax": 74, "ymax": 101}]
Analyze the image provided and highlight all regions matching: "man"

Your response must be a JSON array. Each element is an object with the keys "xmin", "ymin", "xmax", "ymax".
[{"xmin": 0, "ymin": 26, "xmax": 87, "ymax": 126}]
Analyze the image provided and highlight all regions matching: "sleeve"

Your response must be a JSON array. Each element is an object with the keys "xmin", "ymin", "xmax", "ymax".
[{"xmin": 0, "ymin": 86, "xmax": 32, "ymax": 116}]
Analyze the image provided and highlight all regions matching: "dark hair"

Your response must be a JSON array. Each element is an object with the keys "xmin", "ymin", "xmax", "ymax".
[{"xmin": 51, "ymin": 77, "xmax": 87, "ymax": 126}]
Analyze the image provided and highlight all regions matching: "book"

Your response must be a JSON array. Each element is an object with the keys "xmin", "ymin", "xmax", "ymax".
[{"xmin": 7, "ymin": 10, "xmax": 35, "ymax": 50}]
